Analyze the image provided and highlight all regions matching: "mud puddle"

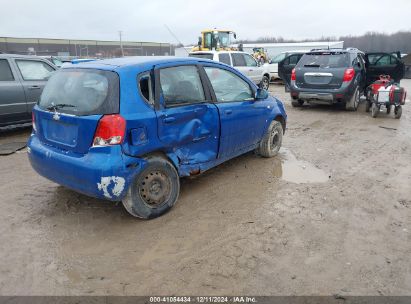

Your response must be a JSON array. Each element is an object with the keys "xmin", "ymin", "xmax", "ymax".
[{"xmin": 274, "ymin": 148, "xmax": 329, "ymax": 184}]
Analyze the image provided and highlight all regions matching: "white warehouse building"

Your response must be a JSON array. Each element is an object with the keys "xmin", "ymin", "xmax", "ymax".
[{"xmin": 175, "ymin": 41, "xmax": 344, "ymax": 58}]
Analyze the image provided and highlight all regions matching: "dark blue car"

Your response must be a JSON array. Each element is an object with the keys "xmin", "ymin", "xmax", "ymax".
[{"xmin": 28, "ymin": 56, "xmax": 287, "ymax": 219}]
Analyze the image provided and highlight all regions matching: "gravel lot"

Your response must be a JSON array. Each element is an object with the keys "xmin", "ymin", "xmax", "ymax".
[{"xmin": 0, "ymin": 80, "xmax": 410, "ymax": 296}]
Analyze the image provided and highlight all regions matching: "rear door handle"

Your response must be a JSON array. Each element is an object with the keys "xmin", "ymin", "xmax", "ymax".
[
  {"xmin": 225, "ymin": 109, "xmax": 233, "ymax": 115},
  {"xmin": 163, "ymin": 116, "xmax": 176, "ymax": 124},
  {"xmin": 28, "ymin": 86, "xmax": 41, "ymax": 90}
]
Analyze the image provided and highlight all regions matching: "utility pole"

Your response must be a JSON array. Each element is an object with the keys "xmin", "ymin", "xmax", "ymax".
[{"xmin": 119, "ymin": 31, "xmax": 124, "ymax": 57}]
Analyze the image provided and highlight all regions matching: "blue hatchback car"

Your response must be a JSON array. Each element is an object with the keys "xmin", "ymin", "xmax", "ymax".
[{"xmin": 28, "ymin": 56, "xmax": 287, "ymax": 219}]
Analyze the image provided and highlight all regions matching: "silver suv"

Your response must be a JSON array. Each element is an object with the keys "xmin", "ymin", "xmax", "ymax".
[
  {"xmin": 0, "ymin": 54, "xmax": 56, "ymax": 127},
  {"xmin": 189, "ymin": 51, "xmax": 270, "ymax": 90}
]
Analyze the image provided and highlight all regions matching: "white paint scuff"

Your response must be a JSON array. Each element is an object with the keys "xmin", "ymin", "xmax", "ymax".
[{"xmin": 97, "ymin": 176, "xmax": 125, "ymax": 199}]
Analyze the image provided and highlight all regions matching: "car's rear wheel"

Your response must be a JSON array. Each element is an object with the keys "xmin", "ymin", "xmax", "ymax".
[
  {"xmin": 260, "ymin": 75, "xmax": 270, "ymax": 90},
  {"xmin": 394, "ymin": 106, "xmax": 402, "ymax": 119},
  {"xmin": 123, "ymin": 156, "xmax": 180, "ymax": 219},
  {"xmin": 345, "ymin": 86, "xmax": 360, "ymax": 111},
  {"xmin": 291, "ymin": 100, "xmax": 304, "ymax": 107},
  {"xmin": 258, "ymin": 120, "xmax": 283, "ymax": 158},
  {"xmin": 371, "ymin": 103, "xmax": 379, "ymax": 118}
]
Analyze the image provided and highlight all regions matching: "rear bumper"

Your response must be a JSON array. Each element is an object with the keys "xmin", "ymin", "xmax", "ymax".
[
  {"xmin": 27, "ymin": 134, "xmax": 143, "ymax": 201},
  {"xmin": 290, "ymin": 81, "xmax": 355, "ymax": 104}
]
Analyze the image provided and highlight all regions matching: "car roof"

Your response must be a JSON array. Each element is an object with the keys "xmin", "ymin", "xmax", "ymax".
[
  {"xmin": 62, "ymin": 56, "xmax": 216, "ymax": 71},
  {"xmin": 0, "ymin": 53, "xmax": 48, "ymax": 59},
  {"xmin": 307, "ymin": 48, "xmax": 362, "ymax": 54},
  {"xmin": 189, "ymin": 51, "xmax": 249, "ymax": 55}
]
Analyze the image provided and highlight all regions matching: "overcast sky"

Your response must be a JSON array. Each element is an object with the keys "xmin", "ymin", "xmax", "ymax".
[{"xmin": 2, "ymin": 0, "xmax": 410, "ymax": 44}]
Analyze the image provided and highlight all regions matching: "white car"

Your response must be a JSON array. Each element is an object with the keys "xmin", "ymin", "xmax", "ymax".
[
  {"xmin": 267, "ymin": 50, "xmax": 307, "ymax": 81},
  {"xmin": 189, "ymin": 51, "xmax": 270, "ymax": 90}
]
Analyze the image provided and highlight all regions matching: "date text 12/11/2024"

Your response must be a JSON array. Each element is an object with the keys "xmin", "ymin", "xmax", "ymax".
[{"xmin": 149, "ymin": 296, "xmax": 257, "ymax": 303}]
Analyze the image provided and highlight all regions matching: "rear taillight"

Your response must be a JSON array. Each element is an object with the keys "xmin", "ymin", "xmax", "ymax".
[
  {"xmin": 343, "ymin": 68, "xmax": 355, "ymax": 82},
  {"xmin": 291, "ymin": 68, "xmax": 296, "ymax": 81},
  {"xmin": 92, "ymin": 114, "xmax": 126, "ymax": 147},
  {"xmin": 32, "ymin": 111, "xmax": 36, "ymax": 132}
]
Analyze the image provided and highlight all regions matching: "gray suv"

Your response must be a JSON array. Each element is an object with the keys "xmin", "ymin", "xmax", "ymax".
[
  {"xmin": 0, "ymin": 54, "xmax": 56, "ymax": 127},
  {"xmin": 283, "ymin": 49, "xmax": 405, "ymax": 110}
]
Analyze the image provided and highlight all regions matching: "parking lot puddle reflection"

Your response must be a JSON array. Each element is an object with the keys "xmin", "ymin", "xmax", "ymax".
[{"xmin": 273, "ymin": 148, "xmax": 329, "ymax": 184}]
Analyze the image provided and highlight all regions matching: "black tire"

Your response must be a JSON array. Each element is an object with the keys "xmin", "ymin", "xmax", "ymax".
[
  {"xmin": 345, "ymin": 86, "xmax": 360, "ymax": 111},
  {"xmin": 258, "ymin": 120, "xmax": 283, "ymax": 158},
  {"xmin": 260, "ymin": 75, "xmax": 270, "ymax": 90},
  {"xmin": 394, "ymin": 106, "xmax": 402, "ymax": 119},
  {"xmin": 386, "ymin": 105, "xmax": 391, "ymax": 114},
  {"xmin": 365, "ymin": 100, "xmax": 371, "ymax": 112},
  {"xmin": 291, "ymin": 100, "xmax": 304, "ymax": 107},
  {"xmin": 371, "ymin": 103, "xmax": 379, "ymax": 118},
  {"xmin": 122, "ymin": 156, "xmax": 180, "ymax": 219}
]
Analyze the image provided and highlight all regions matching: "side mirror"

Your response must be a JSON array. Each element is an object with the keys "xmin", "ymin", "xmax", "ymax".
[
  {"xmin": 255, "ymin": 88, "xmax": 269, "ymax": 100},
  {"xmin": 198, "ymin": 37, "xmax": 202, "ymax": 47}
]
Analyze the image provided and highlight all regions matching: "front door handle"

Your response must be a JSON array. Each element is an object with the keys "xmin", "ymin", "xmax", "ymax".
[
  {"xmin": 163, "ymin": 116, "xmax": 176, "ymax": 124},
  {"xmin": 28, "ymin": 86, "xmax": 41, "ymax": 90},
  {"xmin": 225, "ymin": 109, "xmax": 233, "ymax": 115}
]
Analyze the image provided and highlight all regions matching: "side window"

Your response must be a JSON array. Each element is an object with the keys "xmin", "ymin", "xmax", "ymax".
[
  {"xmin": 138, "ymin": 72, "xmax": 154, "ymax": 106},
  {"xmin": 159, "ymin": 65, "xmax": 205, "ymax": 107},
  {"xmin": 16, "ymin": 60, "xmax": 54, "ymax": 81},
  {"xmin": 368, "ymin": 54, "xmax": 395, "ymax": 66},
  {"xmin": 389, "ymin": 55, "xmax": 399, "ymax": 65},
  {"xmin": 219, "ymin": 53, "xmax": 231, "ymax": 65},
  {"xmin": 205, "ymin": 67, "xmax": 253, "ymax": 102},
  {"xmin": 375, "ymin": 55, "xmax": 391, "ymax": 66},
  {"xmin": 243, "ymin": 54, "xmax": 257, "ymax": 67},
  {"xmin": 204, "ymin": 32, "xmax": 212, "ymax": 49},
  {"xmin": 232, "ymin": 53, "xmax": 246, "ymax": 67},
  {"xmin": 287, "ymin": 54, "xmax": 300, "ymax": 65},
  {"xmin": 0, "ymin": 59, "xmax": 14, "ymax": 81}
]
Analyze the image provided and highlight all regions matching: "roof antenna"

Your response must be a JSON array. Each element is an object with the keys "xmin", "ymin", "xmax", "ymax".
[{"xmin": 164, "ymin": 24, "xmax": 189, "ymax": 54}]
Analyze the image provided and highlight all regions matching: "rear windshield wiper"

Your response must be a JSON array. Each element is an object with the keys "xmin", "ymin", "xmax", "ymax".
[
  {"xmin": 304, "ymin": 64, "xmax": 320, "ymax": 67},
  {"xmin": 46, "ymin": 104, "xmax": 76, "ymax": 111}
]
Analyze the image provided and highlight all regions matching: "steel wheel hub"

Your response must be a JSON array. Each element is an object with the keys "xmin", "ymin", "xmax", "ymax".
[
  {"xmin": 271, "ymin": 129, "xmax": 279, "ymax": 149},
  {"xmin": 139, "ymin": 170, "xmax": 171, "ymax": 207}
]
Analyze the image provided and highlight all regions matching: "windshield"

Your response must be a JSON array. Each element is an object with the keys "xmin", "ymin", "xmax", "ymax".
[
  {"xmin": 270, "ymin": 53, "xmax": 287, "ymax": 63},
  {"xmin": 39, "ymin": 68, "xmax": 119, "ymax": 115},
  {"xmin": 217, "ymin": 32, "xmax": 230, "ymax": 47},
  {"xmin": 298, "ymin": 53, "xmax": 350, "ymax": 68},
  {"xmin": 189, "ymin": 53, "xmax": 214, "ymax": 60}
]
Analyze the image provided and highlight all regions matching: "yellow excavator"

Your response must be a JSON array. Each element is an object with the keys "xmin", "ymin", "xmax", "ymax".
[{"xmin": 192, "ymin": 29, "xmax": 237, "ymax": 52}]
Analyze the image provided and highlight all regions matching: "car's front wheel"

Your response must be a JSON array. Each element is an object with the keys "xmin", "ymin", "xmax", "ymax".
[
  {"xmin": 260, "ymin": 75, "xmax": 270, "ymax": 90},
  {"xmin": 123, "ymin": 156, "xmax": 180, "ymax": 219},
  {"xmin": 258, "ymin": 120, "xmax": 283, "ymax": 158}
]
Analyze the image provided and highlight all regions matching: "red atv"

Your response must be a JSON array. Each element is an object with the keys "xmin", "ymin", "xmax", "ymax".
[{"xmin": 366, "ymin": 75, "xmax": 407, "ymax": 119}]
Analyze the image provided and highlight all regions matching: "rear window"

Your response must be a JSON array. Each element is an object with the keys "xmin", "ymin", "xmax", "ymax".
[
  {"xmin": 189, "ymin": 53, "xmax": 214, "ymax": 60},
  {"xmin": 298, "ymin": 52, "xmax": 350, "ymax": 68},
  {"xmin": 39, "ymin": 69, "xmax": 119, "ymax": 115},
  {"xmin": 0, "ymin": 59, "xmax": 14, "ymax": 81}
]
